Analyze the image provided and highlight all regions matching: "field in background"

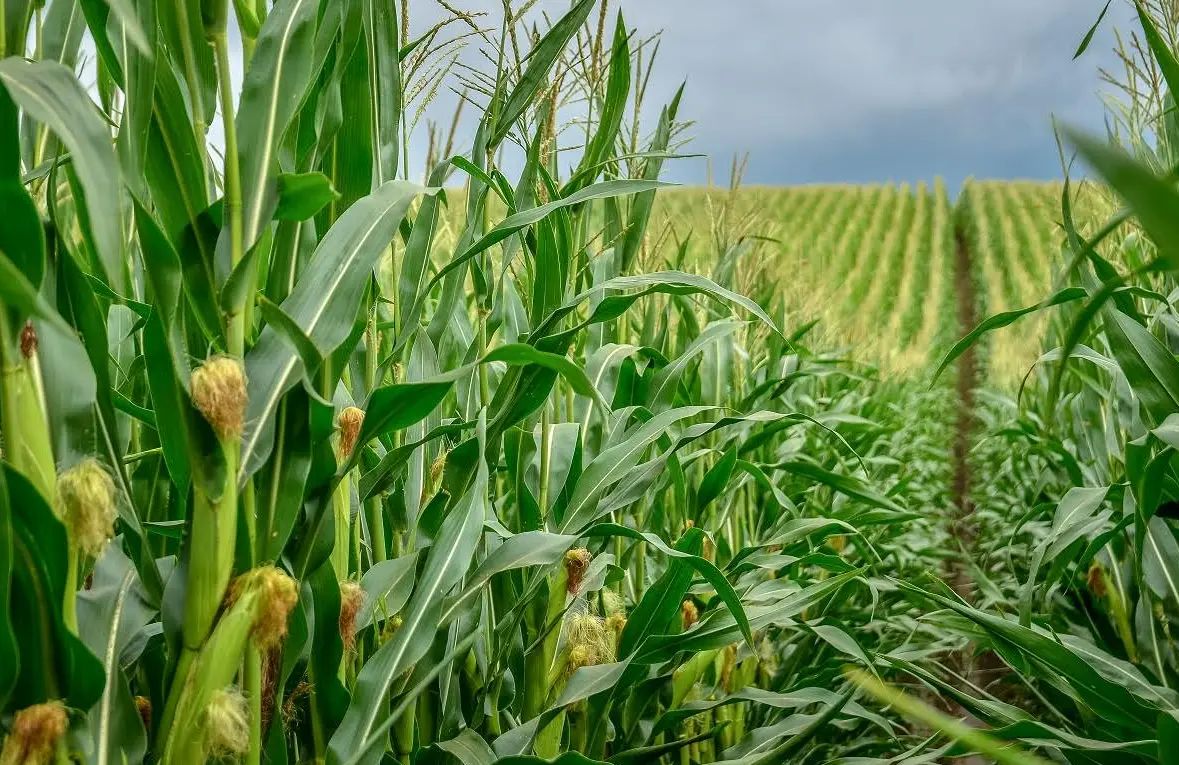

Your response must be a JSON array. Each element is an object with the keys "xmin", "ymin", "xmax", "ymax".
[{"xmin": 649, "ymin": 179, "xmax": 1112, "ymax": 384}]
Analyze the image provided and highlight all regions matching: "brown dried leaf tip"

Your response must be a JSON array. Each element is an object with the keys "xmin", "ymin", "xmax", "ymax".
[
  {"xmin": 57, "ymin": 458, "xmax": 117, "ymax": 557},
  {"xmin": 1, "ymin": 701, "xmax": 68, "ymax": 765},
  {"xmin": 681, "ymin": 599, "xmax": 699, "ymax": 631},
  {"xmin": 564, "ymin": 548, "xmax": 592, "ymax": 595},
  {"xmin": 19, "ymin": 321, "xmax": 37, "ymax": 359},
  {"xmin": 339, "ymin": 580, "xmax": 366, "ymax": 652},
  {"xmin": 191, "ymin": 356, "xmax": 247, "ymax": 439},
  {"xmin": 337, "ymin": 406, "xmax": 365, "ymax": 460}
]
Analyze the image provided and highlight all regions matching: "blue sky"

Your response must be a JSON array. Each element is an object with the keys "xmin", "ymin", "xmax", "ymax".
[{"xmin": 397, "ymin": 0, "xmax": 1128, "ymax": 191}]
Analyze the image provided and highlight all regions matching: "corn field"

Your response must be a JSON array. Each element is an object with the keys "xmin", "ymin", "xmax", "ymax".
[{"xmin": 2, "ymin": 1, "xmax": 1179, "ymax": 764}]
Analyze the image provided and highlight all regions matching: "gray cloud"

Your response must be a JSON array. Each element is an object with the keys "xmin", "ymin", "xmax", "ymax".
[
  {"xmin": 611, "ymin": 0, "xmax": 1126, "ymax": 188},
  {"xmin": 215, "ymin": 1, "xmax": 1128, "ymax": 190}
]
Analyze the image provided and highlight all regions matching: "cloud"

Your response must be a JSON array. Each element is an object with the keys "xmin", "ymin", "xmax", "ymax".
[
  {"xmin": 609, "ymin": 0, "xmax": 1126, "ymax": 186},
  {"xmin": 210, "ymin": 0, "xmax": 1129, "ymax": 189}
]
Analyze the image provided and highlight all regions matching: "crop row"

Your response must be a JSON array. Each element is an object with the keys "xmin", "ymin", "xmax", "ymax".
[{"xmin": 652, "ymin": 179, "xmax": 1102, "ymax": 383}]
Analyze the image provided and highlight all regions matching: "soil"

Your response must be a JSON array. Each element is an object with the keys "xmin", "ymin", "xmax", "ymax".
[
  {"xmin": 950, "ymin": 225, "xmax": 978, "ymax": 602},
  {"xmin": 945, "ymin": 223, "xmax": 1008, "ymax": 765}
]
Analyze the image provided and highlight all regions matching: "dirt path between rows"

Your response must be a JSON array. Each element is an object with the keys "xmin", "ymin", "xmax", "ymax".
[
  {"xmin": 950, "ymin": 226, "xmax": 978, "ymax": 600},
  {"xmin": 947, "ymin": 223, "xmax": 1003, "ymax": 765}
]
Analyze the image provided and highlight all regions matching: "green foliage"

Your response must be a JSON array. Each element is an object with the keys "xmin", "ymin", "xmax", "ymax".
[
  {"xmin": 3, "ymin": 2, "xmax": 1178, "ymax": 764},
  {"xmin": 0, "ymin": 2, "xmax": 968, "ymax": 764}
]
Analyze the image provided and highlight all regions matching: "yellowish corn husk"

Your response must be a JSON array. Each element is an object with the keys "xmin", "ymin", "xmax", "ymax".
[
  {"xmin": 184, "ymin": 357, "xmax": 248, "ymax": 651},
  {"xmin": 183, "ymin": 476, "xmax": 239, "ymax": 651},
  {"xmin": 3, "ymin": 326, "xmax": 55, "ymax": 500},
  {"xmin": 163, "ymin": 567, "xmax": 297, "ymax": 763}
]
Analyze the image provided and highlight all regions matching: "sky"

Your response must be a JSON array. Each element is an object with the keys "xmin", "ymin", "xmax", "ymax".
[
  {"xmin": 396, "ymin": 0, "xmax": 1130, "ymax": 192},
  {"xmin": 207, "ymin": 0, "xmax": 1133, "ymax": 192},
  {"xmin": 620, "ymin": 0, "xmax": 1127, "ymax": 189}
]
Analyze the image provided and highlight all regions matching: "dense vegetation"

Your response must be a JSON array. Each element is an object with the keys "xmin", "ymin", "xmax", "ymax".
[{"xmin": 2, "ymin": 1, "xmax": 1179, "ymax": 764}]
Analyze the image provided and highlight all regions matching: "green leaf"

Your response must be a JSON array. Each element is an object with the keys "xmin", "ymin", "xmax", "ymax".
[
  {"xmin": 651, "ymin": 686, "xmax": 889, "ymax": 741},
  {"xmin": 636, "ymin": 569, "xmax": 863, "ymax": 662},
  {"xmin": 647, "ymin": 320, "xmax": 744, "ymax": 412},
  {"xmin": 490, "ymin": 0, "xmax": 596, "ymax": 146},
  {"xmin": 441, "ymin": 531, "xmax": 582, "ymax": 625},
  {"xmin": 356, "ymin": 553, "xmax": 418, "ymax": 632},
  {"xmin": 849, "ymin": 670, "xmax": 1050, "ymax": 765},
  {"xmin": 585, "ymin": 523, "xmax": 754, "ymax": 650},
  {"xmin": 557, "ymin": 406, "xmax": 713, "ymax": 534},
  {"xmin": 5, "ymin": 465, "xmax": 105, "ymax": 710},
  {"xmin": 144, "ymin": 60, "xmax": 210, "ymax": 240},
  {"xmin": 1074, "ymin": 1, "xmax": 1112, "ymax": 59},
  {"xmin": 767, "ymin": 459, "xmax": 907, "ymax": 513},
  {"xmin": 431, "ymin": 729, "xmax": 496, "ymax": 765},
  {"xmin": 362, "ymin": 0, "xmax": 401, "ymax": 184},
  {"xmin": 76, "ymin": 546, "xmax": 152, "ymax": 765},
  {"xmin": 240, "ymin": 180, "xmax": 435, "ymax": 481},
  {"xmin": 425, "ymin": 180, "xmax": 673, "ymax": 302},
  {"xmin": 236, "ymin": 0, "xmax": 320, "ymax": 251},
  {"xmin": 494, "ymin": 661, "xmax": 632, "ymax": 757},
  {"xmin": 328, "ymin": 415, "xmax": 488, "ymax": 765},
  {"xmin": 1103, "ymin": 306, "xmax": 1179, "ymax": 426},
  {"xmin": 898, "ymin": 582, "xmax": 1168, "ymax": 731},
  {"xmin": 1143, "ymin": 516, "xmax": 1179, "ymax": 606},
  {"xmin": 933, "ymin": 287, "xmax": 1087, "ymax": 382},
  {"xmin": 345, "ymin": 344, "xmax": 602, "ymax": 475},
  {"xmin": 77, "ymin": 0, "xmax": 151, "ymax": 86},
  {"xmin": 398, "ymin": 160, "xmax": 450, "ymax": 333},
  {"xmin": 495, "ymin": 754, "xmax": 607, "ymax": 765},
  {"xmin": 1133, "ymin": 1, "xmax": 1179, "ymax": 103},
  {"xmin": 0, "ymin": 466, "xmax": 16, "ymax": 708},
  {"xmin": 274, "ymin": 171, "xmax": 341, "ymax": 221},
  {"xmin": 618, "ymin": 527, "xmax": 703, "ymax": 658},
  {"xmin": 55, "ymin": 250, "xmax": 160, "ymax": 596},
  {"xmin": 1063, "ymin": 126, "xmax": 1179, "ymax": 269},
  {"xmin": 568, "ymin": 12, "xmax": 630, "ymax": 194},
  {"xmin": 0, "ymin": 88, "xmax": 44, "ymax": 287},
  {"xmin": 1160, "ymin": 710, "xmax": 1179, "ymax": 761},
  {"xmin": 0, "ymin": 58, "xmax": 126, "ymax": 290},
  {"xmin": 141, "ymin": 312, "xmax": 226, "ymax": 498},
  {"xmin": 256, "ymin": 295, "xmax": 323, "ymax": 374},
  {"xmin": 113, "ymin": 0, "xmax": 156, "ymax": 198},
  {"xmin": 536, "ymin": 271, "xmax": 781, "ymax": 342},
  {"xmin": 617, "ymin": 88, "xmax": 682, "ymax": 273},
  {"xmin": 696, "ymin": 447, "xmax": 738, "ymax": 516}
]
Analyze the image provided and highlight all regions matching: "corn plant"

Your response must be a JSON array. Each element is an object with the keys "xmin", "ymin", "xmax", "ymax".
[
  {"xmin": 0, "ymin": 1, "xmax": 993, "ymax": 764},
  {"xmin": 924, "ymin": 3, "xmax": 1179, "ymax": 761}
]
